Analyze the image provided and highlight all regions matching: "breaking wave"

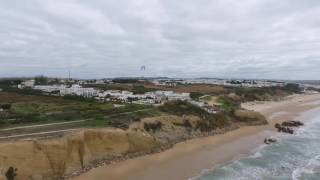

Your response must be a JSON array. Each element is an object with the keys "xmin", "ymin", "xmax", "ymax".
[{"xmin": 194, "ymin": 109, "xmax": 320, "ymax": 180}]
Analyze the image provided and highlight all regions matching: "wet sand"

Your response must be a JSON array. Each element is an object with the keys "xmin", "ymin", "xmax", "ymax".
[{"xmin": 73, "ymin": 94, "xmax": 320, "ymax": 180}]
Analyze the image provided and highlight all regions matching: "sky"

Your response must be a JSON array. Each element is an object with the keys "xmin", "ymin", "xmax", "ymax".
[{"xmin": 0, "ymin": 0, "xmax": 320, "ymax": 80}]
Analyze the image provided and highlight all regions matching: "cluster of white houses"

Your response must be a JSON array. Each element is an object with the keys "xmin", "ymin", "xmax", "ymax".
[
  {"xmin": 18, "ymin": 79, "xmax": 233, "ymax": 114},
  {"xmin": 21, "ymin": 83, "xmax": 190, "ymax": 104},
  {"xmin": 17, "ymin": 81, "xmax": 219, "ymax": 113},
  {"xmin": 97, "ymin": 90, "xmax": 190, "ymax": 104},
  {"xmin": 152, "ymin": 79, "xmax": 286, "ymax": 88}
]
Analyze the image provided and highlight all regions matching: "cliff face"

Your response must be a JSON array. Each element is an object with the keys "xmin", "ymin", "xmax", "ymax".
[
  {"xmin": 0, "ymin": 113, "xmax": 267, "ymax": 180},
  {"xmin": 0, "ymin": 129, "xmax": 158, "ymax": 180}
]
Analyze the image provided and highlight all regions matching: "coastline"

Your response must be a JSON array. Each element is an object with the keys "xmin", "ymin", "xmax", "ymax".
[{"xmin": 73, "ymin": 93, "xmax": 320, "ymax": 180}]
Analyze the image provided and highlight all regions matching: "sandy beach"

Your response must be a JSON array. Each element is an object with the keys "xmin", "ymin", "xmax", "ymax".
[{"xmin": 73, "ymin": 93, "xmax": 320, "ymax": 180}]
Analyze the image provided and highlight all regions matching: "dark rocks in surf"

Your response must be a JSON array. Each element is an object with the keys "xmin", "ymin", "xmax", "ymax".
[
  {"xmin": 264, "ymin": 138, "xmax": 277, "ymax": 144},
  {"xmin": 274, "ymin": 120, "xmax": 303, "ymax": 134},
  {"xmin": 281, "ymin": 121, "xmax": 304, "ymax": 127}
]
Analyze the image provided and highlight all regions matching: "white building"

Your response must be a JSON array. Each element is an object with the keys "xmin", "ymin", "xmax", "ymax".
[
  {"xmin": 59, "ymin": 85, "xmax": 98, "ymax": 97},
  {"xmin": 19, "ymin": 80, "xmax": 35, "ymax": 88},
  {"xmin": 34, "ymin": 85, "xmax": 67, "ymax": 93}
]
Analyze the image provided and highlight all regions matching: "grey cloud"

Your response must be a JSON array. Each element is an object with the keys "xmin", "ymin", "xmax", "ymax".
[{"xmin": 0, "ymin": 0, "xmax": 319, "ymax": 79}]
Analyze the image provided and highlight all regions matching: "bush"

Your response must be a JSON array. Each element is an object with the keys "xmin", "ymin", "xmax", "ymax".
[
  {"xmin": 144, "ymin": 121, "xmax": 162, "ymax": 132},
  {"xmin": 112, "ymin": 78, "xmax": 139, "ymax": 84},
  {"xmin": 190, "ymin": 92, "xmax": 204, "ymax": 100},
  {"xmin": 217, "ymin": 96, "xmax": 240, "ymax": 113},
  {"xmin": 0, "ymin": 120, "xmax": 4, "ymax": 127},
  {"xmin": 232, "ymin": 85, "xmax": 302, "ymax": 102},
  {"xmin": 132, "ymin": 85, "xmax": 156, "ymax": 94},
  {"xmin": 63, "ymin": 95, "xmax": 95, "ymax": 102},
  {"xmin": 159, "ymin": 100, "xmax": 210, "ymax": 118},
  {"xmin": 283, "ymin": 83, "xmax": 301, "ymax": 93},
  {"xmin": 233, "ymin": 110, "xmax": 267, "ymax": 125},
  {"xmin": 1, "ymin": 104, "xmax": 11, "ymax": 110},
  {"xmin": 0, "ymin": 79, "xmax": 22, "ymax": 87},
  {"xmin": 35, "ymin": 75, "xmax": 48, "ymax": 85}
]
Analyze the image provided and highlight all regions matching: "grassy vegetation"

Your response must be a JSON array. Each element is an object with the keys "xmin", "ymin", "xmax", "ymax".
[
  {"xmin": 190, "ymin": 92, "xmax": 204, "ymax": 100},
  {"xmin": 131, "ymin": 85, "xmax": 157, "ymax": 94},
  {"xmin": 216, "ymin": 96, "xmax": 240, "ymax": 113},
  {"xmin": 158, "ymin": 99, "xmax": 267, "ymax": 132},
  {"xmin": 231, "ymin": 84, "xmax": 302, "ymax": 102},
  {"xmin": 159, "ymin": 100, "xmax": 210, "ymax": 118},
  {"xmin": 233, "ymin": 109, "xmax": 267, "ymax": 125},
  {"xmin": 86, "ymin": 82, "xmax": 301, "ymax": 102},
  {"xmin": 77, "ymin": 108, "xmax": 162, "ymax": 129},
  {"xmin": 0, "ymin": 92, "xmax": 156, "ymax": 128},
  {"xmin": 158, "ymin": 100, "xmax": 232, "ymax": 131},
  {"xmin": 0, "ymin": 79, "xmax": 300, "ymax": 132},
  {"xmin": 199, "ymin": 95, "xmax": 212, "ymax": 101}
]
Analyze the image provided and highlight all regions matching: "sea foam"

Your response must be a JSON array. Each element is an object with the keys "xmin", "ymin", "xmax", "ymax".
[{"xmin": 194, "ymin": 109, "xmax": 320, "ymax": 180}]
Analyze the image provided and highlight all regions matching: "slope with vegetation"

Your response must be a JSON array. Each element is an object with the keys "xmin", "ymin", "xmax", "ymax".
[
  {"xmin": 0, "ymin": 79, "xmax": 302, "ymax": 179},
  {"xmin": 0, "ymin": 100, "xmax": 267, "ymax": 180}
]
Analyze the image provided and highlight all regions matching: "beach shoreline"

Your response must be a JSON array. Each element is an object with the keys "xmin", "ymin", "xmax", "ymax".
[{"xmin": 73, "ymin": 93, "xmax": 320, "ymax": 180}]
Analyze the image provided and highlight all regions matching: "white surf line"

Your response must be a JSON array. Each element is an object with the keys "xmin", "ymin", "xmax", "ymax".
[
  {"xmin": 0, "ymin": 128, "xmax": 82, "ymax": 139},
  {"xmin": 0, "ymin": 119, "xmax": 89, "ymax": 132}
]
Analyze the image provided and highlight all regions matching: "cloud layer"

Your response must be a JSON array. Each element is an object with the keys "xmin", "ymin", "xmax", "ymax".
[{"xmin": 0, "ymin": 0, "xmax": 320, "ymax": 79}]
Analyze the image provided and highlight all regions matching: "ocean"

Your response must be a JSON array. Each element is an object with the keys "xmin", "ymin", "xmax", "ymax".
[{"xmin": 195, "ymin": 110, "xmax": 320, "ymax": 180}]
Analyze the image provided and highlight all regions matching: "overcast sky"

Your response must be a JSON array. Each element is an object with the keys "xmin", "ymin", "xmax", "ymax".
[{"xmin": 0, "ymin": 0, "xmax": 319, "ymax": 79}]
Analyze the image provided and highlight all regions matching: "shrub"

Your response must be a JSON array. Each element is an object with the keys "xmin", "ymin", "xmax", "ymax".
[
  {"xmin": 112, "ymin": 78, "xmax": 139, "ymax": 84},
  {"xmin": 1, "ymin": 104, "xmax": 11, "ymax": 110},
  {"xmin": 190, "ymin": 92, "xmax": 204, "ymax": 100},
  {"xmin": 283, "ymin": 83, "xmax": 301, "ymax": 93},
  {"xmin": 159, "ymin": 100, "xmax": 210, "ymax": 118},
  {"xmin": 35, "ymin": 75, "xmax": 48, "ymax": 85},
  {"xmin": 63, "ymin": 95, "xmax": 94, "ymax": 102},
  {"xmin": 132, "ymin": 85, "xmax": 156, "ymax": 94},
  {"xmin": 233, "ymin": 109, "xmax": 267, "ymax": 125},
  {"xmin": 217, "ymin": 96, "xmax": 240, "ymax": 113},
  {"xmin": 144, "ymin": 121, "xmax": 162, "ymax": 132}
]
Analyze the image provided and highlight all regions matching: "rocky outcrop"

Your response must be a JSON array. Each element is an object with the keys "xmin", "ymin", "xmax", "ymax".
[
  {"xmin": 264, "ymin": 138, "xmax": 277, "ymax": 144},
  {"xmin": 274, "ymin": 120, "xmax": 304, "ymax": 134},
  {"xmin": 281, "ymin": 121, "xmax": 304, "ymax": 127}
]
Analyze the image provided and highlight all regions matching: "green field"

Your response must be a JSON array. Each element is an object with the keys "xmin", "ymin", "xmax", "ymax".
[{"xmin": 0, "ymin": 92, "xmax": 158, "ymax": 130}]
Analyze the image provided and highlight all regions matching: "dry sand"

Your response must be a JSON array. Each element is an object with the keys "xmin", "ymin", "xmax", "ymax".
[{"xmin": 73, "ymin": 93, "xmax": 320, "ymax": 180}]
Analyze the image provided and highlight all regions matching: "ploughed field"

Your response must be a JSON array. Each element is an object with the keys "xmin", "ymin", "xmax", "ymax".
[{"xmin": 0, "ymin": 92, "xmax": 161, "ymax": 140}]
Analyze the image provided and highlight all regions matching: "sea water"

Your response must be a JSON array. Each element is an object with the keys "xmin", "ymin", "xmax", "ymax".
[{"xmin": 195, "ymin": 110, "xmax": 320, "ymax": 180}]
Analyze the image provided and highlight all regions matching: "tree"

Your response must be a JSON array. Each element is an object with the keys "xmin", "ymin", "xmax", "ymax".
[
  {"xmin": 49, "ymin": 78, "xmax": 60, "ymax": 85},
  {"xmin": 34, "ymin": 76, "xmax": 48, "ymax": 85},
  {"xmin": 1, "ymin": 104, "xmax": 11, "ymax": 110},
  {"xmin": 5, "ymin": 167, "xmax": 18, "ymax": 180},
  {"xmin": 283, "ymin": 83, "xmax": 301, "ymax": 93}
]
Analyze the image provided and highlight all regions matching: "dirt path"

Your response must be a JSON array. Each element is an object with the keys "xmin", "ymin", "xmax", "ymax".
[
  {"xmin": 0, "ymin": 108, "xmax": 153, "ymax": 140},
  {"xmin": 0, "ymin": 120, "xmax": 89, "ymax": 131},
  {"xmin": 0, "ymin": 128, "xmax": 81, "ymax": 140}
]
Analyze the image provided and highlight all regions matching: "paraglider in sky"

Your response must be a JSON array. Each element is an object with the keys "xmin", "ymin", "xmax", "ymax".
[
  {"xmin": 140, "ymin": 65, "xmax": 146, "ymax": 78},
  {"xmin": 140, "ymin": 65, "xmax": 146, "ymax": 71}
]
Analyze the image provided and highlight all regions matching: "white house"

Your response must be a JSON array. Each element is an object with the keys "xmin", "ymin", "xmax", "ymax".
[{"xmin": 21, "ymin": 80, "xmax": 35, "ymax": 88}]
